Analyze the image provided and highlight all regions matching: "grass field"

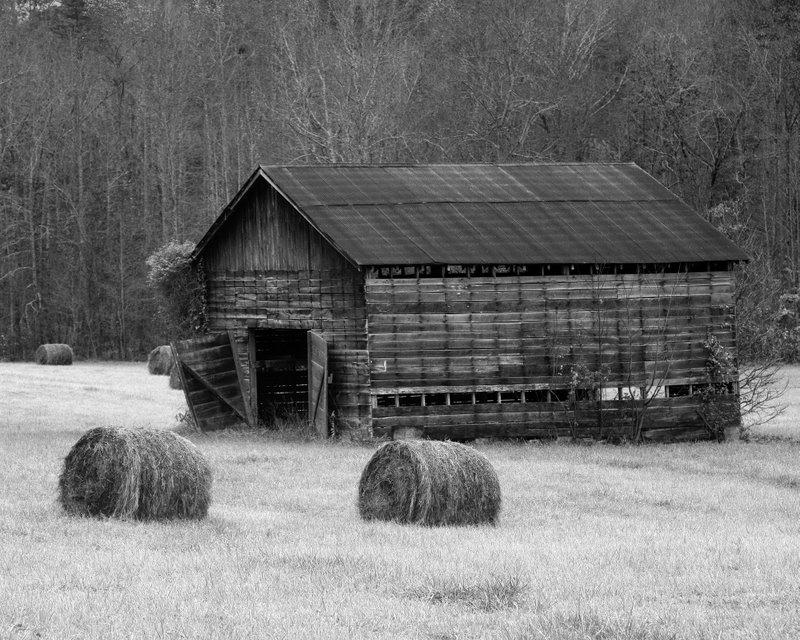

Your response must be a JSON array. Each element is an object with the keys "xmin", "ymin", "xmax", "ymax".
[{"xmin": 1, "ymin": 362, "xmax": 800, "ymax": 640}]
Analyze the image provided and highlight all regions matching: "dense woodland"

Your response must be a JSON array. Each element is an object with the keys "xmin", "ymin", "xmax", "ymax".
[{"xmin": 2, "ymin": 0, "xmax": 800, "ymax": 361}]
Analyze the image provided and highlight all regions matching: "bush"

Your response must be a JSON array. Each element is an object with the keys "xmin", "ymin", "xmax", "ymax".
[{"xmin": 145, "ymin": 241, "xmax": 206, "ymax": 337}]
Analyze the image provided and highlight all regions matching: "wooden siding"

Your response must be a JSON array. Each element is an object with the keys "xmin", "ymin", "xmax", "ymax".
[
  {"xmin": 366, "ymin": 271, "xmax": 738, "ymax": 441},
  {"xmin": 200, "ymin": 181, "xmax": 370, "ymax": 432},
  {"xmin": 202, "ymin": 180, "xmax": 350, "ymax": 272},
  {"xmin": 171, "ymin": 332, "xmax": 248, "ymax": 431}
]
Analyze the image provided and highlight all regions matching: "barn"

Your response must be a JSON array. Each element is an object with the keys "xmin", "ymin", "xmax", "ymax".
[{"xmin": 172, "ymin": 163, "xmax": 747, "ymax": 442}]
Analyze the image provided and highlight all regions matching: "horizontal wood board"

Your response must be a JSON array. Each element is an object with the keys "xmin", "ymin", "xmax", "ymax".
[
  {"xmin": 366, "ymin": 271, "xmax": 740, "ymax": 440},
  {"xmin": 172, "ymin": 333, "xmax": 248, "ymax": 431}
]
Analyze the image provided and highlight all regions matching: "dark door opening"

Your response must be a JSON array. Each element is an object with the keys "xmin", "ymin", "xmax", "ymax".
[{"xmin": 253, "ymin": 329, "xmax": 308, "ymax": 423}]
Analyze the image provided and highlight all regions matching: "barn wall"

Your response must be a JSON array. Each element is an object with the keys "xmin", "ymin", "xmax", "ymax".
[
  {"xmin": 366, "ymin": 271, "xmax": 739, "ymax": 441},
  {"xmin": 200, "ymin": 181, "xmax": 370, "ymax": 433}
]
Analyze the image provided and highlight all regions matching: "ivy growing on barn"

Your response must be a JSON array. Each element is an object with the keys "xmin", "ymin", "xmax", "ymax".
[{"xmin": 146, "ymin": 241, "xmax": 207, "ymax": 338}]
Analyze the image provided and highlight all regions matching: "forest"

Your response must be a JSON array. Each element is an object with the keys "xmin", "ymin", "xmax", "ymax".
[{"xmin": 2, "ymin": 0, "xmax": 800, "ymax": 361}]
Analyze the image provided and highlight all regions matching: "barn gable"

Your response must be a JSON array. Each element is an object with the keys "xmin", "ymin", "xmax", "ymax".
[{"xmin": 198, "ymin": 174, "xmax": 356, "ymax": 273}]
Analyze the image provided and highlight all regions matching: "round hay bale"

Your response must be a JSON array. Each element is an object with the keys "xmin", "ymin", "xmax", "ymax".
[
  {"xmin": 168, "ymin": 363, "xmax": 182, "ymax": 390},
  {"xmin": 358, "ymin": 440, "xmax": 501, "ymax": 526},
  {"xmin": 58, "ymin": 426, "xmax": 212, "ymax": 520},
  {"xmin": 34, "ymin": 343, "xmax": 73, "ymax": 365},
  {"xmin": 147, "ymin": 345, "xmax": 174, "ymax": 375}
]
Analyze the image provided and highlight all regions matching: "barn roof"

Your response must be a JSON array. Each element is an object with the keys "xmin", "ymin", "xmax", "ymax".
[{"xmin": 195, "ymin": 163, "xmax": 748, "ymax": 266}]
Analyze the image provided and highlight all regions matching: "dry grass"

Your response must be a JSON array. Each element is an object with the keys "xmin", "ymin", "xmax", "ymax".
[
  {"xmin": 1, "ymin": 362, "xmax": 799, "ymax": 639},
  {"xmin": 34, "ymin": 343, "xmax": 73, "ymax": 365},
  {"xmin": 59, "ymin": 426, "xmax": 212, "ymax": 520},
  {"xmin": 358, "ymin": 440, "xmax": 501, "ymax": 526},
  {"xmin": 168, "ymin": 363, "xmax": 182, "ymax": 389},
  {"xmin": 147, "ymin": 345, "xmax": 173, "ymax": 375}
]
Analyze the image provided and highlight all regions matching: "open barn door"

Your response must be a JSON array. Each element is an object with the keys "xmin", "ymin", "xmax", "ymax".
[
  {"xmin": 307, "ymin": 331, "xmax": 328, "ymax": 437},
  {"xmin": 171, "ymin": 331, "xmax": 250, "ymax": 431}
]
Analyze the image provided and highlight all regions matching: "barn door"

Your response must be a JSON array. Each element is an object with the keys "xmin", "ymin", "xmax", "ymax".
[
  {"xmin": 171, "ymin": 331, "xmax": 250, "ymax": 431},
  {"xmin": 307, "ymin": 331, "xmax": 328, "ymax": 437}
]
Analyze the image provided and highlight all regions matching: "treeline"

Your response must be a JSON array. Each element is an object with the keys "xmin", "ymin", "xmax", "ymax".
[{"xmin": 2, "ymin": 0, "xmax": 800, "ymax": 360}]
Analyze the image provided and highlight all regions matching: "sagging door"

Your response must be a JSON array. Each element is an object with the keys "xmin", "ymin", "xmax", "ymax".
[
  {"xmin": 307, "ymin": 331, "xmax": 328, "ymax": 437},
  {"xmin": 171, "ymin": 331, "xmax": 250, "ymax": 431}
]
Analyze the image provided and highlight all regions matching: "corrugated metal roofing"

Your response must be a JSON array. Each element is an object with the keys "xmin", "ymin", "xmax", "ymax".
[
  {"xmin": 266, "ymin": 163, "xmax": 679, "ymax": 206},
  {"xmin": 257, "ymin": 164, "xmax": 747, "ymax": 265},
  {"xmin": 195, "ymin": 163, "xmax": 748, "ymax": 266}
]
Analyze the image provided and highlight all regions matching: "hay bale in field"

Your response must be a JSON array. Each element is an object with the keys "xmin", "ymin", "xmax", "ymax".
[
  {"xmin": 168, "ymin": 363, "xmax": 182, "ymax": 390},
  {"xmin": 35, "ymin": 343, "xmax": 73, "ymax": 365},
  {"xmin": 358, "ymin": 440, "xmax": 501, "ymax": 526},
  {"xmin": 147, "ymin": 345, "xmax": 174, "ymax": 375},
  {"xmin": 58, "ymin": 426, "xmax": 212, "ymax": 520}
]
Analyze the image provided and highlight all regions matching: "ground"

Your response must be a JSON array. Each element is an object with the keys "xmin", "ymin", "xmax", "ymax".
[{"xmin": 1, "ymin": 362, "xmax": 799, "ymax": 640}]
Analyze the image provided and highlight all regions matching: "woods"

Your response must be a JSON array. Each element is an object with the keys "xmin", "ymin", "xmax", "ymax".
[{"xmin": 2, "ymin": 0, "xmax": 800, "ymax": 361}]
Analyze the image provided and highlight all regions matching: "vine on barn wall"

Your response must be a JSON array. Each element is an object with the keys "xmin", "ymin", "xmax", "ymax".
[
  {"xmin": 145, "ymin": 241, "xmax": 207, "ymax": 339},
  {"xmin": 698, "ymin": 334, "xmax": 740, "ymax": 440}
]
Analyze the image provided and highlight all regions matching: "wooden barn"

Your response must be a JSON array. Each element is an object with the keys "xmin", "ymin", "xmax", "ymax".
[{"xmin": 172, "ymin": 163, "xmax": 747, "ymax": 442}]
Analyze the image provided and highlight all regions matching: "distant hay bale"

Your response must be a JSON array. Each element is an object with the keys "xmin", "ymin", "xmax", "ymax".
[
  {"xmin": 358, "ymin": 440, "xmax": 501, "ymax": 526},
  {"xmin": 35, "ymin": 343, "xmax": 73, "ymax": 365},
  {"xmin": 58, "ymin": 426, "xmax": 212, "ymax": 520},
  {"xmin": 147, "ymin": 345, "xmax": 174, "ymax": 375},
  {"xmin": 168, "ymin": 363, "xmax": 182, "ymax": 390}
]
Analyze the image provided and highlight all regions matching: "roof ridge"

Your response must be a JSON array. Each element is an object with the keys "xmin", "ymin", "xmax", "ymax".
[
  {"xmin": 300, "ymin": 198, "xmax": 681, "ymax": 208},
  {"xmin": 259, "ymin": 162, "xmax": 639, "ymax": 169}
]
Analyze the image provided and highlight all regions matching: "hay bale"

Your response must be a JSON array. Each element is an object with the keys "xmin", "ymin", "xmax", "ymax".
[
  {"xmin": 58, "ymin": 426, "xmax": 212, "ymax": 520},
  {"xmin": 168, "ymin": 363, "xmax": 182, "ymax": 390},
  {"xmin": 35, "ymin": 343, "xmax": 73, "ymax": 365},
  {"xmin": 358, "ymin": 440, "xmax": 501, "ymax": 526},
  {"xmin": 147, "ymin": 345, "xmax": 174, "ymax": 375}
]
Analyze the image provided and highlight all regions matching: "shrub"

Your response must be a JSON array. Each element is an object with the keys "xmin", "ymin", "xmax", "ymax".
[{"xmin": 145, "ymin": 241, "xmax": 206, "ymax": 337}]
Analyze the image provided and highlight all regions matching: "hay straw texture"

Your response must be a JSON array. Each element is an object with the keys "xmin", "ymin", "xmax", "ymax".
[
  {"xmin": 168, "ymin": 364, "xmax": 182, "ymax": 389},
  {"xmin": 358, "ymin": 440, "xmax": 501, "ymax": 526},
  {"xmin": 35, "ymin": 343, "xmax": 73, "ymax": 365},
  {"xmin": 147, "ymin": 345, "xmax": 174, "ymax": 375},
  {"xmin": 59, "ymin": 426, "xmax": 212, "ymax": 520}
]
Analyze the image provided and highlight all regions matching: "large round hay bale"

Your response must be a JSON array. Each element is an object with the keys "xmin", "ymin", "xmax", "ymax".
[
  {"xmin": 35, "ymin": 343, "xmax": 73, "ymax": 365},
  {"xmin": 358, "ymin": 440, "xmax": 501, "ymax": 526},
  {"xmin": 58, "ymin": 426, "xmax": 212, "ymax": 520},
  {"xmin": 147, "ymin": 345, "xmax": 174, "ymax": 375},
  {"xmin": 168, "ymin": 363, "xmax": 182, "ymax": 390}
]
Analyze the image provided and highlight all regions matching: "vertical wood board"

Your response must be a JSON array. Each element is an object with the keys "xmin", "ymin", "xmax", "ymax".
[{"xmin": 308, "ymin": 331, "xmax": 328, "ymax": 437}]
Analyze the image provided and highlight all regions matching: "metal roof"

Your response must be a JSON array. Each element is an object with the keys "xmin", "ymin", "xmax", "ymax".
[{"xmin": 196, "ymin": 163, "xmax": 748, "ymax": 265}]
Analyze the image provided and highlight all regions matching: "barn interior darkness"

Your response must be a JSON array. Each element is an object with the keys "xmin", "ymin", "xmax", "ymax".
[{"xmin": 252, "ymin": 329, "xmax": 308, "ymax": 423}]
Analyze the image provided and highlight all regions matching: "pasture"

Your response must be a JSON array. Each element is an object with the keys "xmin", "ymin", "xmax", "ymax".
[{"xmin": 1, "ymin": 362, "xmax": 799, "ymax": 640}]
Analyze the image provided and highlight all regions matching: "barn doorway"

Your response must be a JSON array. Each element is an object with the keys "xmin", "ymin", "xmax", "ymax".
[
  {"xmin": 251, "ymin": 329, "xmax": 329, "ymax": 436},
  {"xmin": 252, "ymin": 329, "xmax": 309, "ymax": 423}
]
